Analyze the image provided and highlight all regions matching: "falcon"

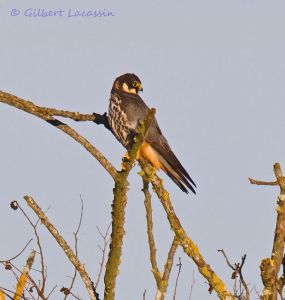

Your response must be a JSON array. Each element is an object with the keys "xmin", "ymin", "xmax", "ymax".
[{"xmin": 108, "ymin": 73, "xmax": 196, "ymax": 194}]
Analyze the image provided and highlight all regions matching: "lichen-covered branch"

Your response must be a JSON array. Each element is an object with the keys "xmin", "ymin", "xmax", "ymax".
[
  {"xmin": 142, "ymin": 180, "xmax": 178, "ymax": 300},
  {"xmin": 156, "ymin": 237, "xmax": 178, "ymax": 300},
  {"xmin": 250, "ymin": 163, "xmax": 285, "ymax": 300},
  {"xmin": 23, "ymin": 195, "xmax": 99, "ymax": 300},
  {"xmin": 0, "ymin": 91, "xmax": 117, "ymax": 179},
  {"xmin": 103, "ymin": 109, "xmax": 156, "ymax": 300},
  {"xmin": 161, "ymin": 237, "xmax": 178, "ymax": 288},
  {"xmin": 0, "ymin": 91, "xmax": 96, "ymax": 121},
  {"xmin": 142, "ymin": 180, "xmax": 161, "ymax": 288},
  {"xmin": 140, "ymin": 160, "xmax": 234, "ymax": 300}
]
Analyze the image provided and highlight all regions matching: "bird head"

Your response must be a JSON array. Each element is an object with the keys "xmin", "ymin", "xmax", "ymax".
[{"xmin": 112, "ymin": 73, "xmax": 143, "ymax": 94}]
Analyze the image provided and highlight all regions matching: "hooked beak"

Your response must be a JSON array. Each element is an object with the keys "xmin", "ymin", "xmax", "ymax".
[{"xmin": 138, "ymin": 85, "xmax": 143, "ymax": 93}]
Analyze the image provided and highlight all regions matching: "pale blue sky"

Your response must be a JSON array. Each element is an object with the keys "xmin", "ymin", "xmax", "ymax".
[{"xmin": 1, "ymin": 1, "xmax": 285, "ymax": 299}]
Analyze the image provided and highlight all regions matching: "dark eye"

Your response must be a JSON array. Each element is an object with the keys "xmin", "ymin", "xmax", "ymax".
[{"xmin": 133, "ymin": 81, "xmax": 140, "ymax": 87}]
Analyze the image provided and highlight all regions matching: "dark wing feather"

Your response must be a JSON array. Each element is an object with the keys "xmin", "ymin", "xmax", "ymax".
[
  {"xmin": 163, "ymin": 168, "xmax": 190, "ymax": 194},
  {"xmin": 119, "ymin": 92, "xmax": 150, "ymax": 127},
  {"xmin": 119, "ymin": 92, "xmax": 196, "ymax": 194},
  {"xmin": 146, "ymin": 118, "xmax": 196, "ymax": 194}
]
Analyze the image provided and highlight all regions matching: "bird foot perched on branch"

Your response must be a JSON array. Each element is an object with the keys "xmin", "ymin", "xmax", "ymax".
[{"xmin": 93, "ymin": 112, "xmax": 110, "ymax": 130}]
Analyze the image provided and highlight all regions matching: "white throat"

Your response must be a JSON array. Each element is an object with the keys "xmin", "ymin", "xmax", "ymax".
[{"xmin": 122, "ymin": 83, "xmax": 137, "ymax": 94}]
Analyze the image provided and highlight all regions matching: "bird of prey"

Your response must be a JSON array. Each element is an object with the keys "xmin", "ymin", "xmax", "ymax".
[{"xmin": 108, "ymin": 73, "xmax": 196, "ymax": 194}]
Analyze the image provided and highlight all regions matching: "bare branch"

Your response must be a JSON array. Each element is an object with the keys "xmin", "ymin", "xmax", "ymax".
[
  {"xmin": 46, "ymin": 285, "xmax": 57, "ymax": 299},
  {"xmin": 218, "ymin": 249, "xmax": 250, "ymax": 299},
  {"xmin": 143, "ymin": 180, "xmax": 179, "ymax": 299},
  {"xmin": 172, "ymin": 257, "xmax": 182, "ymax": 300},
  {"xmin": 142, "ymin": 180, "xmax": 161, "ymax": 288},
  {"xmin": 37, "ymin": 107, "xmax": 95, "ymax": 122},
  {"xmin": 63, "ymin": 196, "xmax": 84, "ymax": 300},
  {"xmin": 188, "ymin": 271, "xmax": 195, "ymax": 300},
  {"xmin": 6, "ymin": 260, "xmax": 47, "ymax": 300},
  {"xmin": 140, "ymin": 160, "xmax": 234, "ymax": 299},
  {"xmin": 95, "ymin": 223, "xmax": 111, "ymax": 289},
  {"xmin": 0, "ymin": 91, "xmax": 117, "ymax": 179},
  {"xmin": 13, "ymin": 250, "xmax": 36, "ymax": 300},
  {"xmin": 162, "ymin": 237, "xmax": 179, "ymax": 289},
  {"xmin": 143, "ymin": 290, "xmax": 146, "ymax": 300},
  {"xmin": 251, "ymin": 163, "xmax": 285, "ymax": 299},
  {"xmin": 218, "ymin": 249, "xmax": 235, "ymax": 271},
  {"xmin": 23, "ymin": 195, "xmax": 99, "ymax": 300},
  {"xmin": 11, "ymin": 200, "xmax": 47, "ymax": 294},
  {"xmin": 0, "ymin": 286, "xmax": 16, "ymax": 300},
  {"xmin": 143, "ymin": 180, "xmax": 178, "ymax": 299},
  {"xmin": 239, "ymin": 255, "xmax": 250, "ymax": 300},
  {"xmin": 248, "ymin": 178, "xmax": 278, "ymax": 186}
]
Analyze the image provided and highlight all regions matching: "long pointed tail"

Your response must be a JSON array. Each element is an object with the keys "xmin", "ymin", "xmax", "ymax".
[
  {"xmin": 160, "ymin": 158, "xmax": 196, "ymax": 194},
  {"xmin": 140, "ymin": 142, "xmax": 196, "ymax": 194}
]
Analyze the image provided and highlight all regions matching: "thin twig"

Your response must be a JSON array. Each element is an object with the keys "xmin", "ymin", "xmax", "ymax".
[
  {"xmin": 188, "ymin": 271, "xmax": 195, "ymax": 300},
  {"xmin": 23, "ymin": 195, "xmax": 99, "ymax": 300},
  {"xmin": 63, "ymin": 196, "xmax": 84, "ymax": 300},
  {"xmin": 95, "ymin": 223, "xmax": 111, "ymax": 289},
  {"xmin": 46, "ymin": 285, "xmax": 57, "ymax": 299},
  {"xmin": 218, "ymin": 249, "xmax": 235, "ymax": 271},
  {"xmin": 0, "ymin": 239, "xmax": 32, "ymax": 263},
  {"xmin": 6, "ymin": 257, "xmax": 47, "ymax": 299},
  {"xmin": 12, "ymin": 201, "xmax": 47, "ymax": 294},
  {"xmin": 0, "ymin": 286, "xmax": 16, "ymax": 300},
  {"xmin": 173, "ymin": 257, "xmax": 182, "ymax": 300},
  {"xmin": 218, "ymin": 249, "xmax": 249, "ymax": 299},
  {"xmin": 13, "ymin": 250, "xmax": 36, "ymax": 300},
  {"xmin": 69, "ymin": 290, "xmax": 82, "ymax": 300},
  {"xmin": 239, "ymin": 255, "xmax": 250, "ymax": 300}
]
